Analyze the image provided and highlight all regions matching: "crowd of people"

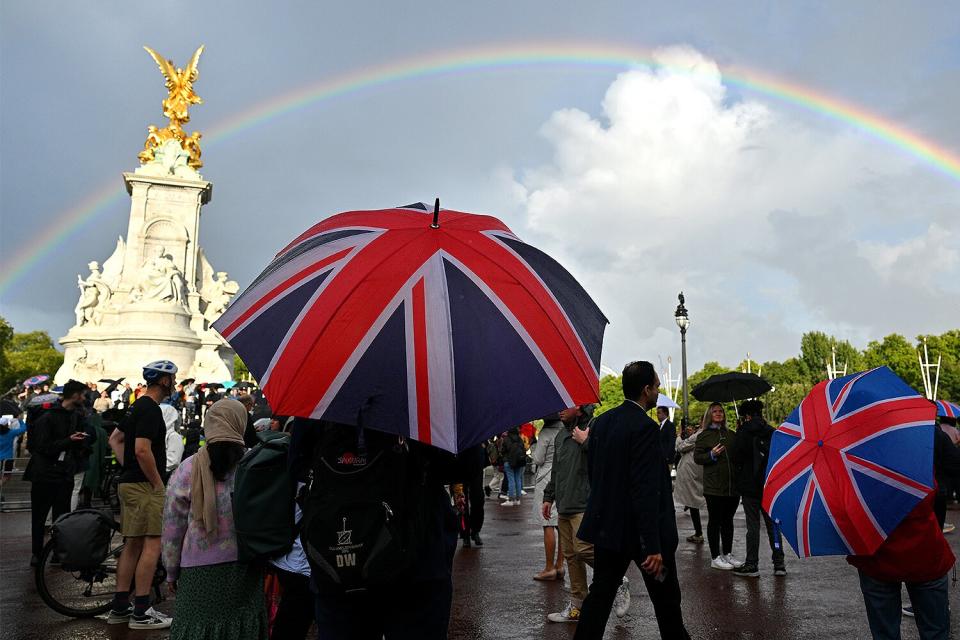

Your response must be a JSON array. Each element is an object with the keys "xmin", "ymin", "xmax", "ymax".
[{"xmin": 2, "ymin": 357, "xmax": 959, "ymax": 639}]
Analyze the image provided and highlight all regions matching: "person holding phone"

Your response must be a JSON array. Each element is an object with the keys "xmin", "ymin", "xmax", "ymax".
[
  {"xmin": 22, "ymin": 379, "xmax": 91, "ymax": 566},
  {"xmin": 694, "ymin": 403, "xmax": 741, "ymax": 571}
]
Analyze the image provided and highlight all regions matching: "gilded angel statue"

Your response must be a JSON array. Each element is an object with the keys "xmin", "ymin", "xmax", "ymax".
[
  {"xmin": 144, "ymin": 45, "xmax": 204, "ymax": 126},
  {"xmin": 138, "ymin": 45, "xmax": 205, "ymax": 170}
]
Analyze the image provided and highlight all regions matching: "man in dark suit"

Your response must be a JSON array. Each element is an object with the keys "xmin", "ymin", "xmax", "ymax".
[
  {"xmin": 656, "ymin": 406, "xmax": 676, "ymax": 469},
  {"xmin": 575, "ymin": 361, "xmax": 690, "ymax": 640}
]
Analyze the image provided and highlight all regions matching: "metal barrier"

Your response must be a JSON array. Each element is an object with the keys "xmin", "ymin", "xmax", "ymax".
[{"xmin": 0, "ymin": 457, "xmax": 32, "ymax": 512}]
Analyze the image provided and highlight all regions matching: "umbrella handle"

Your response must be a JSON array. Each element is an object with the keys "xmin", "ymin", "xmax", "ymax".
[{"xmin": 773, "ymin": 520, "xmax": 782, "ymax": 551}]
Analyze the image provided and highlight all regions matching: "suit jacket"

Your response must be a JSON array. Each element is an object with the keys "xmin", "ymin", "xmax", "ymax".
[
  {"xmin": 577, "ymin": 401, "xmax": 678, "ymax": 556},
  {"xmin": 659, "ymin": 418, "xmax": 676, "ymax": 466}
]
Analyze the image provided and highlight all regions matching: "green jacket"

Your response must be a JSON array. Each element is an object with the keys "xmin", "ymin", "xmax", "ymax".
[
  {"xmin": 693, "ymin": 425, "xmax": 738, "ymax": 497},
  {"xmin": 543, "ymin": 422, "xmax": 590, "ymax": 515}
]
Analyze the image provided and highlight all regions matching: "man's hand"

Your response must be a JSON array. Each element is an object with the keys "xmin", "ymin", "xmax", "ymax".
[
  {"xmin": 542, "ymin": 501, "xmax": 553, "ymax": 520},
  {"xmin": 640, "ymin": 553, "xmax": 663, "ymax": 577},
  {"xmin": 572, "ymin": 426, "xmax": 589, "ymax": 445},
  {"xmin": 711, "ymin": 444, "xmax": 725, "ymax": 457},
  {"xmin": 69, "ymin": 432, "xmax": 87, "ymax": 442}
]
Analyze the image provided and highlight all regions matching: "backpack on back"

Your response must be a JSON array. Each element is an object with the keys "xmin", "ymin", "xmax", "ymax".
[
  {"xmin": 232, "ymin": 434, "xmax": 297, "ymax": 563},
  {"xmin": 300, "ymin": 426, "xmax": 424, "ymax": 594}
]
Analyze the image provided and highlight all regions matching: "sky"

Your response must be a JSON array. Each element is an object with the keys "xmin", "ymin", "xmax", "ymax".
[{"xmin": 1, "ymin": 1, "xmax": 958, "ymax": 376}]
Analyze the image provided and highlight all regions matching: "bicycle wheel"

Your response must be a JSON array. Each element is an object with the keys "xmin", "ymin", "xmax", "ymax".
[{"xmin": 34, "ymin": 535, "xmax": 123, "ymax": 618}]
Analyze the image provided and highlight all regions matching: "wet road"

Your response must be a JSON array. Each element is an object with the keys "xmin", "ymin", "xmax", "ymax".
[{"xmin": 3, "ymin": 500, "xmax": 959, "ymax": 639}]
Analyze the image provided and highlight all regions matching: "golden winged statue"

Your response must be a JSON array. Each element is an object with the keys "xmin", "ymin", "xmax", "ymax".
[{"xmin": 138, "ymin": 45, "xmax": 205, "ymax": 170}]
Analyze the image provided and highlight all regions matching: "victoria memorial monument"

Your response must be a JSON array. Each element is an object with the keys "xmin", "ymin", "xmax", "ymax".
[{"xmin": 55, "ymin": 45, "xmax": 238, "ymax": 383}]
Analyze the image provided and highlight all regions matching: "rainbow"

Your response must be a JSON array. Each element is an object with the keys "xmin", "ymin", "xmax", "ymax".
[{"xmin": 3, "ymin": 42, "xmax": 959, "ymax": 297}]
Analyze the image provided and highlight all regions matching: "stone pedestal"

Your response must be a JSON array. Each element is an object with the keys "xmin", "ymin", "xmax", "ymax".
[{"xmin": 55, "ymin": 165, "xmax": 238, "ymax": 384}]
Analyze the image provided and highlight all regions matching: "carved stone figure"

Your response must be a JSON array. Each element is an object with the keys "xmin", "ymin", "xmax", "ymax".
[
  {"xmin": 202, "ymin": 271, "xmax": 239, "ymax": 323},
  {"xmin": 134, "ymin": 247, "xmax": 187, "ymax": 305},
  {"xmin": 74, "ymin": 261, "xmax": 112, "ymax": 326}
]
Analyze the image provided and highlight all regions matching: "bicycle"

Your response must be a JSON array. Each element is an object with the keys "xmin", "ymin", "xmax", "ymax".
[{"xmin": 34, "ymin": 514, "xmax": 166, "ymax": 618}]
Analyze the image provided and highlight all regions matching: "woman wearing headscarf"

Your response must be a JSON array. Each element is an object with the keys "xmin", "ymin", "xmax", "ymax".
[{"xmin": 161, "ymin": 399, "xmax": 267, "ymax": 640}]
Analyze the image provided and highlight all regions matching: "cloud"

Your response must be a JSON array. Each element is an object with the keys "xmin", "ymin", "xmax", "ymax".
[{"xmin": 502, "ymin": 46, "xmax": 960, "ymax": 371}]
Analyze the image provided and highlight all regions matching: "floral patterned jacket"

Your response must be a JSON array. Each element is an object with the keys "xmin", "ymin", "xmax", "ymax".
[{"xmin": 161, "ymin": 454, "xmax": 238, "ymax": 582}]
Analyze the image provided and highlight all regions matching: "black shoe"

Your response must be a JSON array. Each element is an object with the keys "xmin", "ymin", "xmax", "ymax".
[
  {"xmin": 471, "ymin": 533, "xmax": 484, "ymax": 546},
  {"xmin": 462, "ymin": 537, "xmax": 472, "ymax": 548},
  {"xmin": 30, "ymin": 555, "xmax": 39, "ymax": 568},
  {"xmin": 484, "ymin": 486, "xmax": 492, "ymax": 497}
]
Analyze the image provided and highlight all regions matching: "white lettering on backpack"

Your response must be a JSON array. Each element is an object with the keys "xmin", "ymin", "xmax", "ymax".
[
  {"xmin": 336, "ymin": 553, "xmax": 357, "ymax": 567},
  {"xmin": 337, "ymin": 517, "xmax": 352, "ymax": 545}
]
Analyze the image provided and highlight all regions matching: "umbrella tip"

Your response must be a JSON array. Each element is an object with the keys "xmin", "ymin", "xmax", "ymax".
[{"xmin": 431, "ymin": 198, "xmax": 440, "ymax": 229}]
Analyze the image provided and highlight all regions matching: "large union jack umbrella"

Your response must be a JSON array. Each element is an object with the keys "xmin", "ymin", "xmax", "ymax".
[
  {"xmin": 935, "ymin": 400, "xmax": 960, "ymax": 419},
  {"xmin": 213, "ymin": 203, "xmax": 608, "ymax": 453},
  {"xmin": 762, "ymin": 367, "xmax": 936, "ymax": 558}
]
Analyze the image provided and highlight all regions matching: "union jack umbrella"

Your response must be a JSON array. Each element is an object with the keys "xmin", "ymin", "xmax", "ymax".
[
  {"xmin": 935, "ymin": 400, "xmax": 960, "ymax": 419},
  {"xmin": 762, "ymin": 366, "xmax": 936, "ymax": 558},
  {"xmin": 213, "ymin": 202, "xmax": 607, "ymax": 453}
]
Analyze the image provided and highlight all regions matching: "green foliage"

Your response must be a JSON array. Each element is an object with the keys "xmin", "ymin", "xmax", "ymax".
[
  {"xmin": 0, "ymin": 317, "xmax": 13, "ymax": 384},
  {"xmin": 916, "ymin": 330, "xmax": 960, "ymax": 401},
  {"xmin": 596, "ymin": 374, "xmax": 624, "ymax": 415},
  {"xmin": 863, "ymin": 334, "xmax": 922, "ymax": 391},
  {"xmin": 660, "ymin": 329, "xmax": 960, "ymax": 429},
  {"xmin": 233, "ymin": 353, "xmax": 251, "ymax": 382},
  {"xmin": 0, "ymin": 317, "xmax": 64, "ymax": 390}
]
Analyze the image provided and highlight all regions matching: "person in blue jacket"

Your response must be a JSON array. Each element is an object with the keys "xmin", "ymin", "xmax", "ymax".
[{"xmin": 0, "ymin": 400, "xmax": 28, "ymax": 501}]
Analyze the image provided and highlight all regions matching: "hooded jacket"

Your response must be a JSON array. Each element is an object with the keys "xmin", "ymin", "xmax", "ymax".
[{"xmin": 543, "ymin": 420, "xmax": 590, "ymax": 515}]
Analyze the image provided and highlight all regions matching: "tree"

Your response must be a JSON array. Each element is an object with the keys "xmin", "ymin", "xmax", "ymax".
[
  {"xmin": 596, "ymin": 374, "xmax": 623, "ymax": 416},
  {"xmin": 760, "ymin": 357, "xmax": 806, "ymax": 387},
  {"xmin": 863, "ymin": 334, "xmax": 922, "ymax": 392},
  {"xmin": 2, "ymin": 328, "xmax": 64, "ymax": 390},
  {"xmin": 916, "ymin": 330, "xmax": 960, "ymax": 401},
  {"xmin": 763, "ymin": 383, "xmax": 811, "ymax": 426},
  {"xmin": 233, "ymin": 354, "xmax": 251, "ymax": 382},
  {"xmin": 0, "ymin": 317, "xmax": 13, "ymax": 388},
  {"xmin": 799, "ymin": 331, "xmax": 864, "ymax": 385}
]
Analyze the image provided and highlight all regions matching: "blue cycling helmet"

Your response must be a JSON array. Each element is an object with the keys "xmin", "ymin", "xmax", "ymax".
[{"xmin": 143, "ymin": 360, "xmax": 178, "ymax": 384}]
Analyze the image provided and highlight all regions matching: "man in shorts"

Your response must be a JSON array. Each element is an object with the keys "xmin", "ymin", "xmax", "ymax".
[{"xmin": 106, "ymin": 360, "xmax": 178, "ymax": 630}]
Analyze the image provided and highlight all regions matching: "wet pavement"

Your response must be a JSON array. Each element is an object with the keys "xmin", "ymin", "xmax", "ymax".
[{"xmin": 3, "ymin": 499, "xmax": 959, "ymax": 639}]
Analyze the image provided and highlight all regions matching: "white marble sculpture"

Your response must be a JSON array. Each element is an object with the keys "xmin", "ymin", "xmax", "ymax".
[{"xmin": 56, "ymin": 166, "xmax": 238, "ymax": 384}]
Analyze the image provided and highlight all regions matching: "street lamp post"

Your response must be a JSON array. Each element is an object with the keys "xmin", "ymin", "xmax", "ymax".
[{"xmin": 674, "ymin": 292, "xmax": 690, "ymax": 425}]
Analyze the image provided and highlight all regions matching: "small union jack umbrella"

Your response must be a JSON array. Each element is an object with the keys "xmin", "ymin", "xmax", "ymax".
[
  {"xmin": 762, "ymin": 367, "xmax": 936, "ymax": 558},
  {"xmin": 213, "ymin": 202, "xmax": 607, "ymax": 453},
  {"xmin": 935, "ymin": 400, "xmax": 960, "ymax": 419}
]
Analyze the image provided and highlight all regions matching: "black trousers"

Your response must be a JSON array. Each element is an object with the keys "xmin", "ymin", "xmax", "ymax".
[
  {"xmin": 30, "ymin": 480, "xmax": 73, "ymax": 556},
  {"xmin": 461, "ymin": 472, "xmax": 485, "ymax": 537},
  {"xmin": 314, "ymin": 577, "xmax": 452, "ymax": 640},
  {"xmin": 704, "ymin": 494, "xmax": 739, "ymax": 558},
  {"xmin": 574, "ymin": 545, "xmax": 690, "ymax": 640},
  {"xmin": 272, "ymin": 568, "xmax": 314, "ymax": 640}
]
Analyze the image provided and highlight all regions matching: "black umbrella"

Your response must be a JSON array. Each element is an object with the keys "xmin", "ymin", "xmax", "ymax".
[
  {"xmin": 235, "ymin": 381, "xmax": 256, "ymax": 390},
  {"xmin": 692, "ymin": 372, "xmax": 772, "ymax": 403},
  {"xmin": 98, "ymin": 377, "xmax": 125, "ymax": 395}
]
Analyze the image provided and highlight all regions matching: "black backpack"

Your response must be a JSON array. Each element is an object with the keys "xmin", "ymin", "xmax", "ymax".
[
  {"xmin": 232, "ymin": 434, "xmax": 298, "ymax": 563},
  {"xmin": 51, "ymin": 509, "xmax": 116, "ymax": 570},
  {"xmin": 300, "ymin": 426, "xmax": 424, "ymax": 593}
]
